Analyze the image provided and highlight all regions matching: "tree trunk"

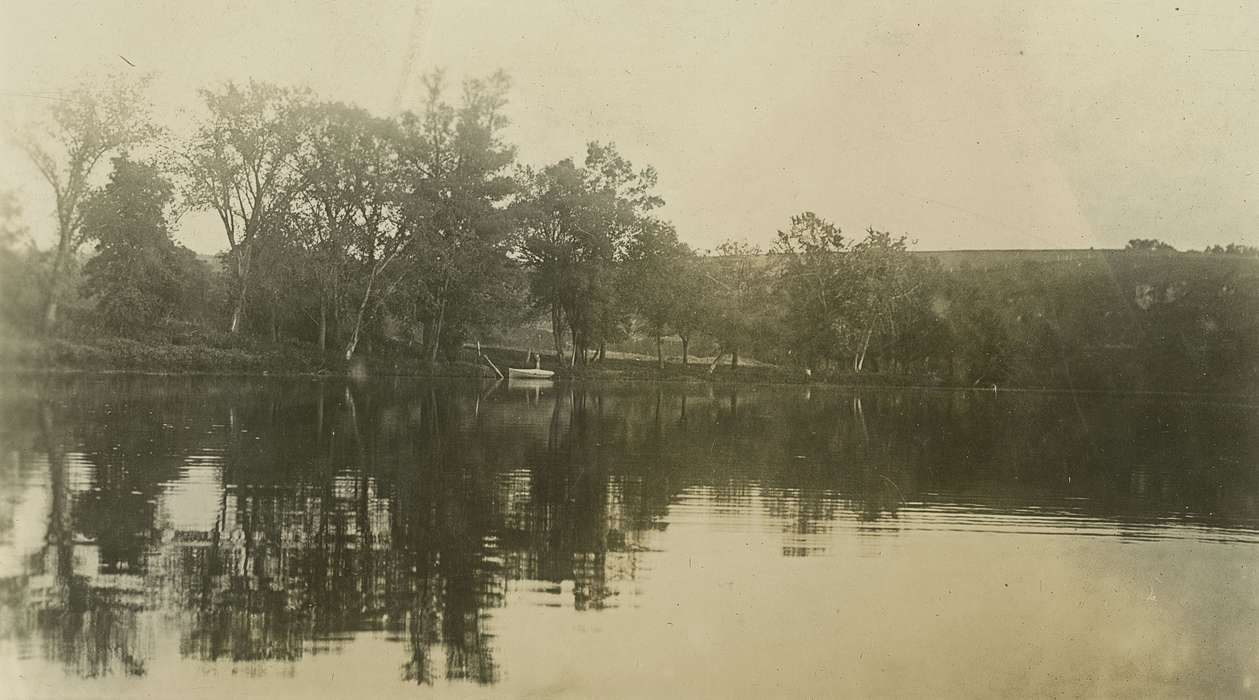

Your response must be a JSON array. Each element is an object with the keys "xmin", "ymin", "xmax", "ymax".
[
  {"xmin": 596, "ymin": 340, "xmax": 606, "ymax": 364},
  {"xmin": 40, "ymin": 209, "xmax": 78, "ymax": 333},
  {"xmin": 707, "ymin": 351, "xmax": 725, "ymax": 375},
  {"xmin": 428, "ymin": 299, "xmax": 446, "ymax": 363},
  {"xmin": 228, "ymin": 246, "xmax": 251, "ymax": 335},
  {"xmin": 854, "ymin": 329, "xmax": 873, "ymax": 372},
  {"xmin": 731, "ymin": 348, "xmax": 739, "ymax": 371},
  {"xmin": 343, "ymin": 274, "xmax": 376, "ymax": 361},
  {"xmin": 229, "ymin": 276, "xmax": 248, "ymax": 334},
  {"xmin": 656, "ymin": 333, "xmax": 664, "ymax": 370},
  {"xmin": 316, "ymin": 386, "xmax": 325, "ymax": 438},
  {"xmin": 681, "ymin": 336, "xmax": 689, "ymax": 367},
  {"xmin": 551, "ymin": 304, "xmax": 566, "ymax": 367},
  {"xmin": 42, "ymin": 296, "xmax": 59, "ymax": 331},
  {"xmin": 41, "ymin": 242, "xmax": 68, "ymax": 332},
  {"xmin": 318, "ymin": 297, "xmax": 327, "ymax": 353}
]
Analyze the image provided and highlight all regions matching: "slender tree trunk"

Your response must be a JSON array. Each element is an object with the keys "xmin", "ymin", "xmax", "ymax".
[
  {"xmin": 854, "ymin": 328, "xmax": 873, "ymax": 372},
  {"xmin": 656, "ymin": 333, "xmax": 664, "ymax": 370},
  {"xmin": 707, "ymin": 350, "xmax": 725, "ymax": 375},
  {"xmin": 428, "ymin": 299, "xmax": 445, "ymax": 363},
  {"xmin": 41, "ymin": 239, "xmax": 70, "ymax": 332},
  {"xmin": 853, "ymin": 396, "xmax": 869, "ymax": 442},
  {"xmin": 40, "ymin": 204, "xmax": 80, "ymax": 333},
  {"xmin": 42, "ymin": 294, "xmax": 59, "ymax": 331},
  {"xmin": 229, "ymin": 286, "xmax": 246, "ymax": 334},
  {"xmin": 731, "ymin": 348, "xmax": 739, "ymax": 371},
  {"xmin": 681, "ymin": 336, "xmax": 689, "ymax": 367},
  {"xmin": 344, "ymin": 274, "xmax": 376, "ymax": 361},
  {"xmin": 596, "ymin": 340, "xmax": 606, "ymax": 364},
  {"xmin": 551, "ymin": 304, "xmax": 566, "ymax": 367},
  {"xmin": 228, "ymin": 245, "xmax": 252, "ymax": 335},
  {"xmin": 428, "ymin": 278, "xmax": 451, "ymax": 363},
  {"xmin": 316, "ymin": 385, "xmax": 325, "ymax": 438},
  {"xmin": 318, "ymin": 297, "xmax": 328, "ymax": 353}
]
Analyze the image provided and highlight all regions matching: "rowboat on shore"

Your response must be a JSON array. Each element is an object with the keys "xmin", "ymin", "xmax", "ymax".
[{"xmin": 507, "ymin": 367, "xmax": 555, "ymax": 380}]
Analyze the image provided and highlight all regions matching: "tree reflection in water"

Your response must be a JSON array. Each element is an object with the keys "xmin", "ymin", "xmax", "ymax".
[{"xmin": 0, "ymin": 376, "xmax": 1255, "ymax": 684}]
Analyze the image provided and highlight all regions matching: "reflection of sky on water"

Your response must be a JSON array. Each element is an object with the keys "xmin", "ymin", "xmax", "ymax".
[
  {"xmin": 0, "ymin": 376, "xmax": 1257, "ymax": 698},
  {"xmin": 156, "ymin": 455, "xmax": 225, "ymax": 534}
]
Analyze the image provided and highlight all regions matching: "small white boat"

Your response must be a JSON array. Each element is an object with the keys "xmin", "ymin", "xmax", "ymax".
[{"xmin": 507, "ymin": 367, "xmax": 555, "ymax": 379}]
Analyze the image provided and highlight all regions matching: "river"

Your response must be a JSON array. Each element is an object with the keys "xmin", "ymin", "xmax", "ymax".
[{"xmin": 1, "ymin": 375, "xmax": 1256, "ymax": 698}]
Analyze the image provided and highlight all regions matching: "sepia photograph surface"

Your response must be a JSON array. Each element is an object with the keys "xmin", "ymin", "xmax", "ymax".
[{"xmin": 1, "ymin": 1, "xmax": 1257, "ymax": 698}]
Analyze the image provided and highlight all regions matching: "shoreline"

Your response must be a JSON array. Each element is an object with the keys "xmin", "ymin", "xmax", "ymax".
[
  {"xmin": 3, "ymin": 334, "xmax": 1255, "ymax": 399},
  {"xmin": 3, "ymin": 364, "xmax": 1257, "ymax": 403}
]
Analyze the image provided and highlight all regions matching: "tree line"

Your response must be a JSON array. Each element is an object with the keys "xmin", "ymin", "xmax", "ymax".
[
  {"xmin": 3, "ymin": 72, "xmax": 1258, "ymax": 390},
  {"xmin": 5, "ymin": 72, "xmax": 686, "ymax": 365}
]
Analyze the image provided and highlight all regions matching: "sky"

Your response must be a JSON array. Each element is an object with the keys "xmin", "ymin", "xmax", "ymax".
[{"xmin": 1, "ymin": 0, "xmax": 1257, "ymax": 254}]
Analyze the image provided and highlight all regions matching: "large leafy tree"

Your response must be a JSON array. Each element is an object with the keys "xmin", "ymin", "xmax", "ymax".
[
  {"xmin": 704, "ymin": 239, "xmax": 775, "ymax": 370},
  {"xmin": 774, "ymin": 213, "xmax": 929, "ymax": 372},
  {"xmin": 180, "ymin": 81, "xmax": 309, "ymax": 334},
  {"xmin": 515, "ymin": 143, "xmax": 664, "ymax": 366},
  {"xmin": 289, "ymin": 101, "xmax": 403, "ymax": 359},
  {"xmin": 513, "ymin": 158, "xmax": 589, "ymax": 366},
  {"xmin": 288, "ymin": 102, "xmax": 367, "ymax": 352},
  {"xmin": 621, "ymin": 221, "xmax": 708, "ymax": 368},
  {"xmin": 622, "ymin": 221, "xmax": 683, "ymax": 368},
  {"xmin": 773, "ymin": 212, "xmax": 853, "ymax": 368},
  {"xmin": 581, "ymin": 143, "xmax": 665, "ymax": 362},
  {"xmin": 80, "ymin": 156, "xmax": 208, "ymax": 331},
  {"xmin": 15, "ymin": 75, "xmax": 157, "ymax": 331},
  {"xmin": 398, "ymin": 71, "xmax": 520, "ymax": 361},
  {"xmin": 668, "ymin": 253, "xmax": 708, "ymax": 367},
  {"xmin": 845, "ymin": 228, "xmax": 929, "ymax": 372}
]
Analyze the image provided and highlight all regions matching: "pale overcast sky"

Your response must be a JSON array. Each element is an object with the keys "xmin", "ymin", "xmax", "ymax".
[{"xmin": 2, "ymin": 0, "xmax": 1257, "ymax": 254}]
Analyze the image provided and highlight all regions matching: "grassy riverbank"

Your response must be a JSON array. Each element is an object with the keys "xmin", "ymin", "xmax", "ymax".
[
  {"xmin": 0, "ymin": 334, "xmax": 495, "ymax": 378},
  {"xmin": 0, "ymin": 332, "xmax": 926, "ymax": 386},
  {"xmin": 5, "ymin": 333, "xmax": 1254, "ymax": 395}
]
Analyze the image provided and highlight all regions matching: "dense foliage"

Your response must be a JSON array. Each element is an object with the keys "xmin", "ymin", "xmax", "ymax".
[
  {"xmin": 80, "ymin": 157, "xmax": 208, "ymax": 330},
  {"xmin": 3, "ymin": 74, "xmax": 1257, "ymax": 392}
]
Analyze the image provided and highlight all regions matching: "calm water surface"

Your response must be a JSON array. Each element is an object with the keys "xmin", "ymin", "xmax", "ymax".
[{"xmin": 1, "ymin": 376, "xmax": 1257, "ymax": 698}]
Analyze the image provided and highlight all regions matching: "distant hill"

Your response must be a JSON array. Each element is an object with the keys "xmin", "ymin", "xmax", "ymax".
[
  {"xmin": 913, "ymin": 248, "xmax": 1116, "ymax": 271},
  {"xmin": 701, "ymin": 247, "xmax": 1249, "ymax": 272},
  {"xmin": 195, "ymin": 248, "xmax": 1240, "ymax": 274}
]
